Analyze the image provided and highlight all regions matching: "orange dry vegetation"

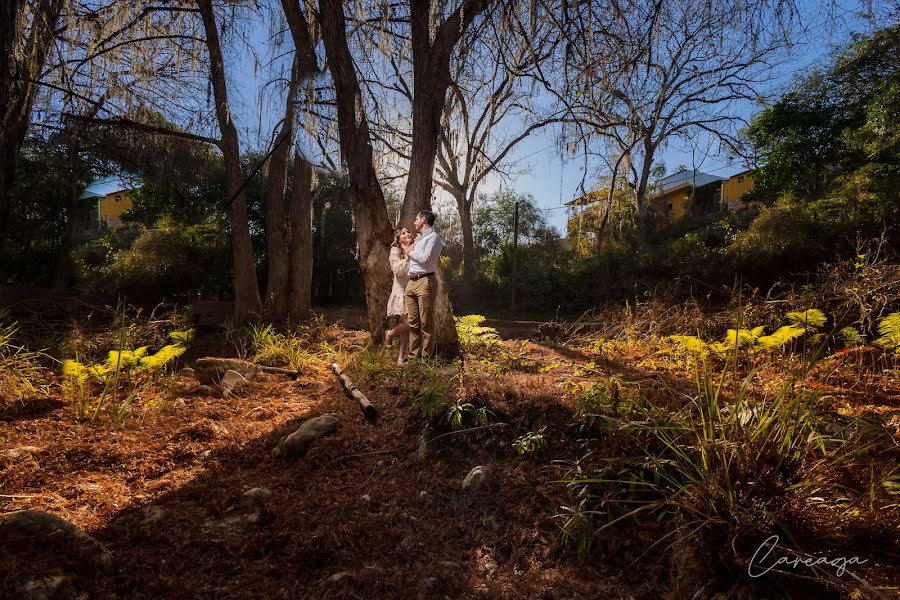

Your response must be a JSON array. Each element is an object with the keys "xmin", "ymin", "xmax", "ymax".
[
  {"xmin": 2, "ymin": 325, "xmax": 898, "ymax": 599},
  {"xmin": 1, "ymin": 335, "xmax": 642, "ymax": 599}
]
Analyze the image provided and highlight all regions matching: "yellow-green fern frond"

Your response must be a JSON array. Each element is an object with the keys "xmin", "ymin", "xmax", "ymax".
[
  {"xmin": 876, "ymin": 313, "xmax": 900, "ymax": 351},
  {"xmin": 758, "ymin": 325, "xmax": 806, "ymax": 349},
  {"xmin": 723, "ymin": 328, "xmax": 761, "ymax": 349},
  {"xmin": 839, "ymin": 326, "xmax": 865, "ymax": 348},
  {"xmin": 138, "ymin": 344, "xmax": 186, "ymax": 371},
  {"xmin": 669, "ymin": 335, "xmax": 710, "ymax": 357},
  {"xmin": 169, "ymin": 329, "xmax": 195, "ymax": 346},
  {"xmin": 62, "ymin": 359, "xmax": 90, "ymax": 384},
  {"xmin": 105, "ymin": 347, "xmax": 148, "ymax": 370},
  {"xmin": 786, "ymin": 309, "xmax": 826, "ymax": 330}
]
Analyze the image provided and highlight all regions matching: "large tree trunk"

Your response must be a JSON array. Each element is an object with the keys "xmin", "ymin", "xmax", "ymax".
[
  {"xmin": 635, "ymin": 143, "xmax": 655, "ymax": 248},
  {"xmin": 263, "ymin": 56, "xmax": 301, "ymax": 321},
  {"xmin": 318, "ymin": 0, "xmax": 393, "ymax": 341},
  {"xmin": 197, "ymin": 0, "xmax": 261, "ymax": 321},
  {"xmin": 0, "ymin": 0, "xmax": 64, "ymax": 252},
  {"xmin": 398, "ymin": 0, "xmax": 489, "ymax": 356},
  {"xmin": 288, "ymin": 154, "xmax": 314, "ymax": 320}
]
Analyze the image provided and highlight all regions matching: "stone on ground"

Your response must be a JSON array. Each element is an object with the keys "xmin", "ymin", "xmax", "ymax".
[{"xmin": 272, "ymin": 414, "xmax": 341, "ymax": 459}]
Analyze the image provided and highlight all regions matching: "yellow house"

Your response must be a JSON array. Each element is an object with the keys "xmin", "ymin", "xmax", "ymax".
[
  {"xmin": 720, "ymin": 169, "xmax": 754, "ymax": 210},
  {"xmin": 79, "ymin": 176, "xmax": 137, "ymax": 231},
  {"xmin": 648, "ymin": 170, "xmax": 725, "ymax": 221}
]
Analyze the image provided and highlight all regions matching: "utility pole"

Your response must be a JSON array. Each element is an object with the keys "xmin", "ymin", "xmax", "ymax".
[{"xmin": 511, "ymin": 200, "xmax": 519, "ymax": 312}]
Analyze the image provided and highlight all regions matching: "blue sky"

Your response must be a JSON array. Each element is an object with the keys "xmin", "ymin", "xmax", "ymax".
[{"xmin": 225, "ymin": 1, "xmax": 887, "ymax": 233}]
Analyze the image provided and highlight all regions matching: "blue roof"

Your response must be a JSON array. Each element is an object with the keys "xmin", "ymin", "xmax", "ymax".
[{"xmin": 79, "ymin": 176, "xmax": 138, "ymax": 200}]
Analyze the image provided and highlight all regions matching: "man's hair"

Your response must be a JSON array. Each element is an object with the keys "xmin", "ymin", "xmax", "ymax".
[{"xmin": 418, "ymin": 210, "xmax": 436, "ymax": 226}]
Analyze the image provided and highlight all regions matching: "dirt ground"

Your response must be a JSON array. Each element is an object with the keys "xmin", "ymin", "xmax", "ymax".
[
  {"xmin": 2, "ymin": 322, "xmax": 898, "ymax": 599},
  {"xmin": 0, "ymin": 331, "xmax": 647, "ymax": 600}
]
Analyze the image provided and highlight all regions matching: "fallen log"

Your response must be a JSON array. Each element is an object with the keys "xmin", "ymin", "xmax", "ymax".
[{"xmin": 330, "ymin": 362, "xmax": 377, "ymax": 421}]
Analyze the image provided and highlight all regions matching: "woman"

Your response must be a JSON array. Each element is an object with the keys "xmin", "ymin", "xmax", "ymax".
[{"xmin": 385, "ymin": 227, "xmax": 412, "ymax": 364}]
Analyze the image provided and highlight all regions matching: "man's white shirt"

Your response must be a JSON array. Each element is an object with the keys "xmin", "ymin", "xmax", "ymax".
[{"xmin": 407, "ymin": 227, "xmax": 443, "ymax": 276}]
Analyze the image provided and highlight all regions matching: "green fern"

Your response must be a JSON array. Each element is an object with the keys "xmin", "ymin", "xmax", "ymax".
[
  {"xmin": 138, "ymin": 344, "xmax": 187, "ymax": 371},
  {"xmin": 839, "ymin": 326, "xmax": 865, "ymax": 348},
  {"xmin": 876, "ymin": 313, "xmax": 900, "ymax": 351},
  {"xmin": 669, "ymin": 335, "xmax": 710, "ymax": 357},
  {"xmin": 758, "ymin": 325, "xmax": 806, "ymax": 350},
  {"xmin": 169, "ymin": 329, "xmax": 195, "ymax": 346},
  {"xmin": 106, "ymin": 347, "xmax": 148, "ymax": 370},
  {"xmin": 456, "ymin": 315, "xmax": 501, "ymax": 352},
  {"xmin": 786, "ymin": 309, "xmax": 826, "ymax": 330}
]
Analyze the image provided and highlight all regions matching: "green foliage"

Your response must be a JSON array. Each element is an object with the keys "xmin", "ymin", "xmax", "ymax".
[
  {"xmin": 876, "ymin": 312, "xmax": 900, "ymax": 351},
  {"xmin": 512, "ymin": 427, "xmax": 548, "ymax": 454},
  {"xmin": 555, "ymin": 350, "xmax": 886, "ymax": 574},
  {"xmin": 61, "ymin": 323, "xmax": 193, "ymax": 422},
  {"xmin": 445, "ymin": 400, "xmax": 475, "ymax": 431},
  {"xmin": 414, "ymin": 385, "xmax": 444, "ymax": 426},
  {"xmin": 455, "ymin": 315, "xmax": 501, "ymax": 353},
  {"xmin": 669, "ymin": 309, "xmax": 825, "ymax": 359},
  {"xmin": 246, "ymin": 322, "xmax": 326, "ymax": 372},
  {"xmin": 0, "ymin": 311, "xmax": 47, "ymax": 398},
  {"xmin": 93, "ymin": 219, "xmax": 231, "ymax": 299},
  {"xmin": 839, "ymin": 326, "xmax": 865, "ymax": 347}
]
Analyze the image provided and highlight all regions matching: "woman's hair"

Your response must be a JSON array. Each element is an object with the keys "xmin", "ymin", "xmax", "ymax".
[{"xmin": 392, "ymin": 227, "xmax": 409, "ymax": 254}]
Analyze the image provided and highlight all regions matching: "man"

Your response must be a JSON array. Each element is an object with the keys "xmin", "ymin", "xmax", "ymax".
[{"xmin": 404, "ymin": 210, "xmax": 443, "ymax": 359}]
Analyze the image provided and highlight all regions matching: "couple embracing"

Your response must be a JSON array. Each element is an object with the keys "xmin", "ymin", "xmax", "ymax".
[{"xmin": 384, "ymin": 210, "xmax": 443, "ymax": 365}]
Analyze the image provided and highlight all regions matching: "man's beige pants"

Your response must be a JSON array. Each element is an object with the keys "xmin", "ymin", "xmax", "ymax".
[{"xmin": 405, "ymin": 274, "xmax": 436, "ymax": 358}]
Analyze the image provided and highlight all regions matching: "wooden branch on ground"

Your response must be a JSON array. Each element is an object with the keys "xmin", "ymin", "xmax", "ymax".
[{"xmin": 330, "ymin": 362, "xmax": 377, "ymax": 421}]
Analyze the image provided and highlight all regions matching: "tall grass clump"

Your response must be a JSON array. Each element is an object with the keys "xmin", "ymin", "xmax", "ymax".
[
  {"xmin": 557, "ymin": 345, "xmax": 895, "ymax": 596},
  {"xmin": 0, "ymin": 310, "xmax": 47, "ymax": 399}
]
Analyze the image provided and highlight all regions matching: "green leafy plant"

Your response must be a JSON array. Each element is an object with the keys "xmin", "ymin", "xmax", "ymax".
[
  {"xmin": 446, "ymin": 400, "xmax": 475, "ymax": 431},
  {"xmin": 413, "ymin": 385, "xmax": 444, "ymax": 425},
  {"xmin": 876, "ymin": 312, "xmax": 900, "ymax": 352},
  {"xmin": 512, "ymin": 427, "xmax": 548, "ymax": 454},
  {"xmin": 456, "ymin": 315, "xmax": 501, "ymax": 353},
  {"xmin": 61, "ymin": 322, "xmax": 194, "ymax": 421}
]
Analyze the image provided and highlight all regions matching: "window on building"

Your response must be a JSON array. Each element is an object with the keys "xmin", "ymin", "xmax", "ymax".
[
  {"xmin": 114, "ymin": 194, "xmax": 121, "ymax": 202},
  {"xmin": 737, "ymin": 176, "xmax": 744, "ymax": 183}
]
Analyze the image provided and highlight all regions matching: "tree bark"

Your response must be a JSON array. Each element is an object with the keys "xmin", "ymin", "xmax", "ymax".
[
  {"xmin": 318, "ymin": 0, "xmax": 394, "ymax": 341},
  {"xmin": 197, "ymin": 0, "xmax": 261, "ymax": 321},
  {"xmin": 0, "ymin": 0, "xmax": 65, "ymax": 252},
  {"xmin": 263, "ymin": 56, "xmax": 301, "ymax": 321},
  {"xmin": 288, "ymin": 154, "xmax": 314, "ymax": 320}
]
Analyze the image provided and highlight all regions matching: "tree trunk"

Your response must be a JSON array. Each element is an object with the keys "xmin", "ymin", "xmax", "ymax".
[
  {"xmin": 458, "ymin": 190, "xmax": 476, "ymax": 297},
  {"xmin": 0, "ymin": 0, "xmax": 64, "ymax": 252},
  {"xmin": 263, "ymin": 56, "xmax": 301, "ymax": 321},
  {"xmin": 318, "ymin": 0, "xmax": 394, "ymax": 341},
  {"xmin": 288, "ymin": 154, "xmax": 314, "ymax": 320},
  {"xmin": 197, "ymin": 0, "xmax": 261, "ymax": 321},
  {"xmin": 635, "ymin": 145, "xmax": 655, "ymax": 248}
]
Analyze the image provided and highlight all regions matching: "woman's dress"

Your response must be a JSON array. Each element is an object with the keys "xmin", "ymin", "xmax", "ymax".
[{"xmin": 387, "ymin": 246, "xmax": 409, "ymax": 316}]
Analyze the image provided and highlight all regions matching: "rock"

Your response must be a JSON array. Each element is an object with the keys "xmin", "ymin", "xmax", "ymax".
[
  {"xmin": 192, "ymin": 357, "xmax": 260, "ymax": 385},
  {"xmin": 326, "ymin": 572, "xmax": 352, "ymax": 585},
  {"xmin": 241, "ymin": 487, "xmax": 273, "ymax": 501},
  {"xmin": 462, "ymin": 466, "xmax": 489, "ymax": 495},
  {"xmin": 17, "ymin": 575, "xmax": 65, "ymax": 600},
  {"xmin": 0, "ymin": 446, "xmax": 42, "ymax": 462},
  {"xmin": 0, "ymin": 510, "xmax": 111, "ymax": 571},
  {"xmin": 139, "ymin": 505, "xmax": 166, "ymax": 527},
  {"xmin": 178, "ymin": 367, "xmax": 195, "ymax": 377},
  {"xmin": 272, "ymin": 414, "xmax": 340, "ymax": 459},
  {"xmin": 220, "ymin": 369, "xmax": 248, "ymax": 398},
  {"xmin": 398, "ymin": 536, "xmax": 415, "ymax": 552},
  {"xmin": 189, "ymin": 384, "xmax": 218, "ymax": 397},
  {"xmin": 417, "ymin": 491, "xmax": 432, "ymax": 506},
  {"xmin": 416, "ymin": 431, "xmax": 429, "ymax": 460}
]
